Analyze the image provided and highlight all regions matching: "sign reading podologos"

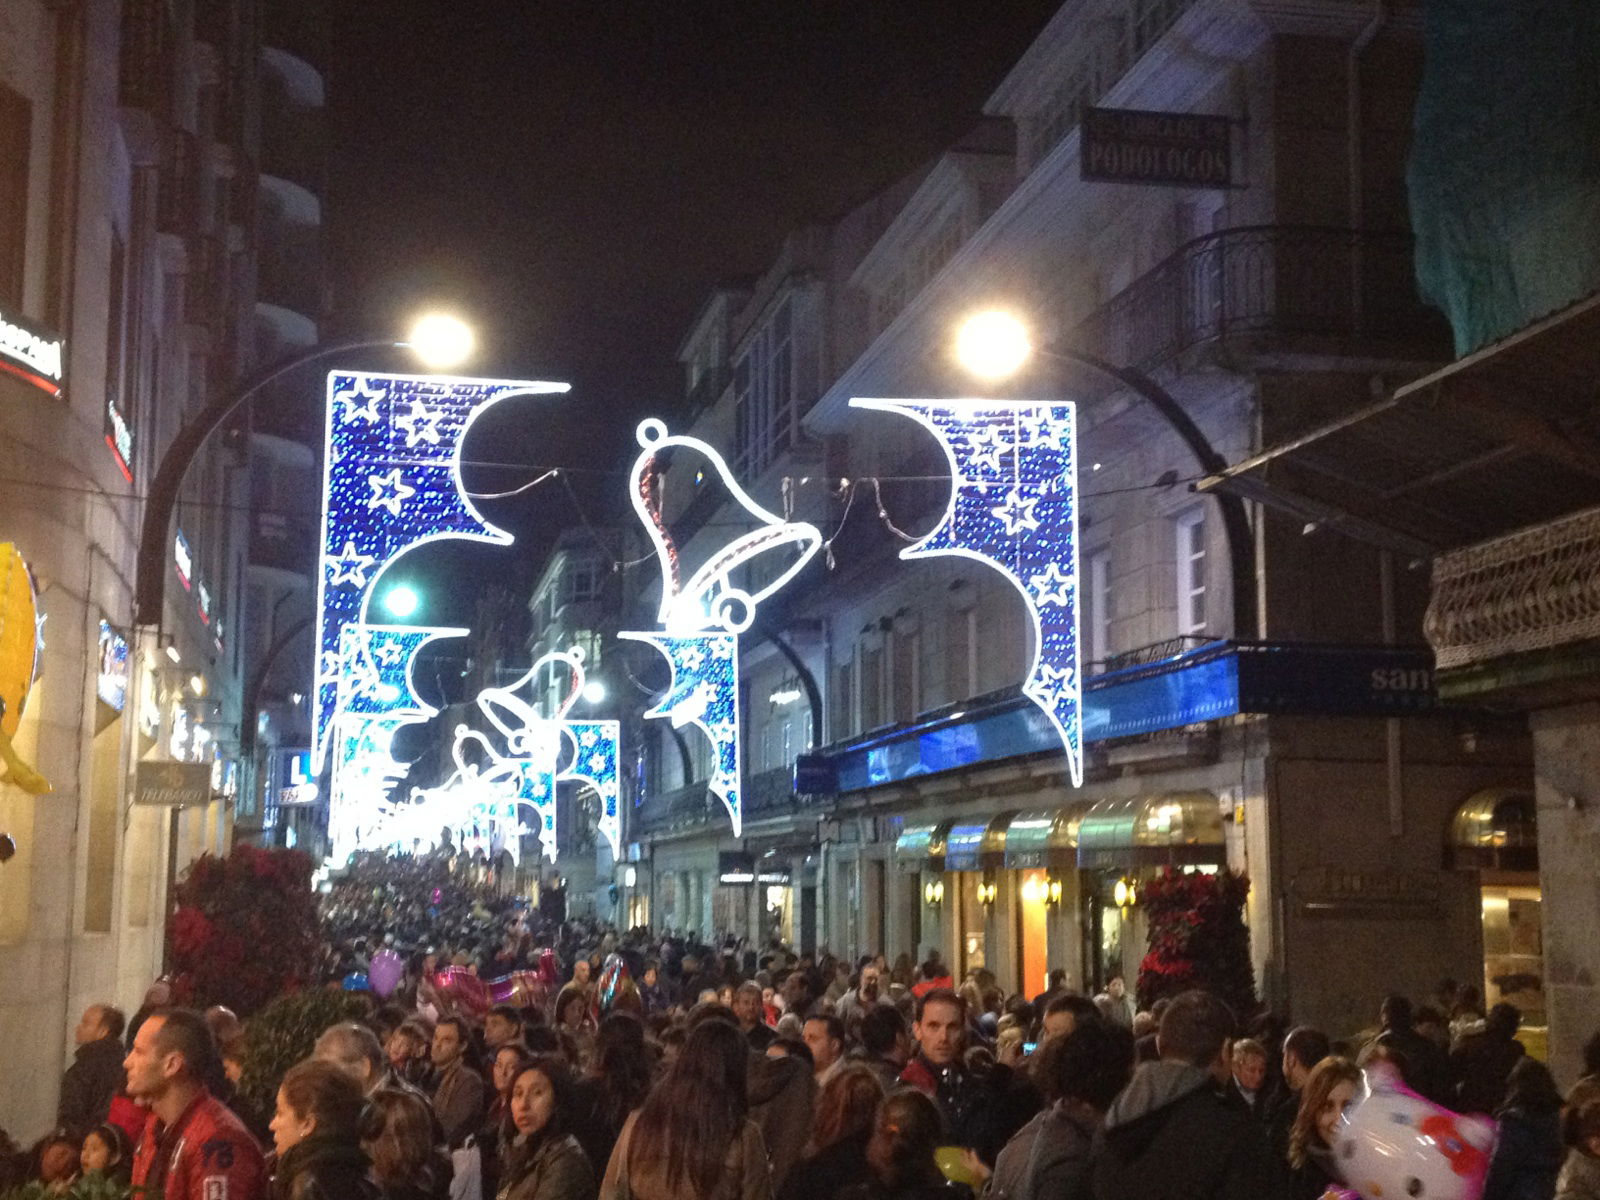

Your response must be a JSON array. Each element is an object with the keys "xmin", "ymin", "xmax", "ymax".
[
  {"xmin": 135, "ymin": 760, "xmax": 213, "ymax": 807},
  {"xmin": 1082, "ymin": 107, "xmax": 1234, "ymax": 188}
]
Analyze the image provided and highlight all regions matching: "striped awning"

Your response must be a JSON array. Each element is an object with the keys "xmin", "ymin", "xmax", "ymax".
[
  {"xmin": 1003, "ymin": 803, "xmax": 1094, "ymax": 869},
  {"xmin": 1448, "ymin": 787, "xmax": 1537, "ymax": 871},
  {"xmin": 1077, "ymin": 791, "xmax": 1225, "ymax": 869}
]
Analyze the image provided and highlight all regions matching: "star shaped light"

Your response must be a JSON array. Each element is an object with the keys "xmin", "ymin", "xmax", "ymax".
[
  {"xmin": 1027, "ymin": 562, "xmax": 1076, "ymax": 607},
  {"xmin": 367, "ymin": 468, "xmax": 416, "ymax": 516},
  {"xmin": 966, "ymin": 423, "xmax": 1014, "ymax": 474},
  {"xmin": 327, "ymin": 540, "xmax": 377, "ymax": 588},
  {"xmin": 395, "ymin": 398, "xmax": 443, "ymax": 448},
  {"xmin": 336, "ymin": 380, "xmax": 386, "ymax": 425},
  {"xmin": 578, "ymin": 729, "xmax": 599, "ymax": 749},
  {"xmin": 991, "ymin": 490, "xmax": 1041, "ymax": 535},
  {"xmin": 374, "ymin": 640, "xmax": 410, "ymax": 667}
]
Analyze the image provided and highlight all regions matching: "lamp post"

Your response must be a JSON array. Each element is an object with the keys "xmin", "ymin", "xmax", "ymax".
[
  {"xmin": 132, "ymin": 313, "xmax": 474, "ymax": 629},
  {"xmin": 952, "ymin": 311, "xmax": 1258, "ymax": 638}
]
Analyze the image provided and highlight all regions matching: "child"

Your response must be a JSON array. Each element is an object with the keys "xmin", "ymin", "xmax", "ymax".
[
  {"xmin": 1558, "ymin": 1090, "xmax": 1600, "ymax": 1200},
  {"xmin": 79, "ymin": 1123, "xmax": 131, "ymax": 1185}
]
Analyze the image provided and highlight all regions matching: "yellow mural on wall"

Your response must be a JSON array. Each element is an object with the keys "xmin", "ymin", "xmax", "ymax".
[{"xmin": 0, "ymin": 544, "xmax": 49, "ymax": 795}]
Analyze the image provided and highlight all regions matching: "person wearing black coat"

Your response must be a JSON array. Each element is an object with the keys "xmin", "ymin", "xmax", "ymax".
[
  {"xmin": 1089, "ymin": 991, "xmax": 1272, "ymax": 1200},
  {"xmin": 1454, "ymin": 1004, "xmax": 1528, "ymax": 1116},
  {"xmin": 58, "ymin": 1005, "xmax": 128, "ymax": 1138},
  {"xmin": 1483, "ymin": 1059, "xmax": 1564, "ymax": 1200},
  {"xmin": 271, "ymin": 1060, "xmax": 383, "ymax": 1200}
]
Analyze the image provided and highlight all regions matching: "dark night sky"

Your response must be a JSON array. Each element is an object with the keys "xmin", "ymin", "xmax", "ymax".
[{"xmin": 321, "ymin": 1, "xmax": 1061, "ymax": 625}]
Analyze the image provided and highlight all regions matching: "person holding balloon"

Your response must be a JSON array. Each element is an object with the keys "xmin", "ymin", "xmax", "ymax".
[{"xmin": 1285, "ymin": 1057, "xmax": 1362, "ymax": 1200}]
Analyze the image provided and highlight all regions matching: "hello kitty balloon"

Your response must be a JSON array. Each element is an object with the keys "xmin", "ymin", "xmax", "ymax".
[{"xmin": 1332, "ymin": 1062, "xmax": 1496, "ymax": 1200}]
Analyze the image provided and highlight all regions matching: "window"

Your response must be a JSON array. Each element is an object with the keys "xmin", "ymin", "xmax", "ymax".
[
  {"xmin": 0, "ymin": 83, "xmax": 28, "ymax": 311},
  {"xmin": 104, "ymin": 231, "xmax": 133, "ymax": 479},
  {"xmin": 1175, "ymin": 507, "xmax": 1208, "ymax": 634},
  {"xmin": 1085, "ymin": 547, "xmax": 1111, "ymax": 669},
  {"xmin": 732, "ymin": 297, "xmax": 793, "ymax": 477},
  {"xmin": 830, "ymin": 658, "xmax": 854, "ymax": 743}
]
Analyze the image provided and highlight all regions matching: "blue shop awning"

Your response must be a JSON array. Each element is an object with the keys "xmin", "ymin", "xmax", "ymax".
[
  {"xmin": 1076, "ymin": 792, "xmax": 1226, "ymax": 870},
  {"xmin": 893, "ymin": 819, "xmax": 953, "ymax": 873}
]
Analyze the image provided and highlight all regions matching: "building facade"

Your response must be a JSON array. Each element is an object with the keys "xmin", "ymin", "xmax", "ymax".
[
  {"xmin": 0, "ymin": 0, "xmax": 299, "ymax": 1138},
  {"xmin": 616, "ymin": 0, "xmax": 1533, "ymax": 1042}
]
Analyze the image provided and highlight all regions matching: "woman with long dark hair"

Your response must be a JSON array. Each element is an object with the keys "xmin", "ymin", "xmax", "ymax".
[
  {"xmin": 497, "ymin": 1055, "xmax": 595, "ymax": 1200},
  {"xmin": 1483, "ymin": 1058, "xmax": 1563, "ymax": 1200},
  {"xmin": 602, "ymin": 1019, "xmax": 770, "ymax": 1200},
  {"xmin": 778, "ymin": 1063, "xmax": 884, "ymax": 1200},
  {"xmin": 362, "ymin": 1088, "xmax": 452, "ymax": 1200},
  {"xmin": 841, "ymin": 1089, "xmax": 956, "ymax": 1200},
  {"xmin": 1286, "ymin": 1057, "xmax": 1363, "ymax": 1200},
  {"xmin": 575, "ymin": 1013, "xmax": 654, "ymax": 1174}
]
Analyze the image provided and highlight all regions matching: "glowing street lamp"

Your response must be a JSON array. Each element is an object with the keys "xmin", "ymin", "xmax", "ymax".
[
  {"xmin": 954, "ymin": 310, "xmax": 1032, "ymax": 381},
  {"xmin": 405, "ymin": 313, "xmax": 475, "ymax": 371},
  {"xmin": 581, "ymin": 679, "xmax": 607, "ymax": 704}
]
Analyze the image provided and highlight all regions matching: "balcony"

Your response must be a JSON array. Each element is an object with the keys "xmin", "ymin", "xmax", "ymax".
[
  {"xmin": 1425, "ymin": 505, "xmax": 1600, "ymax": 703},
  {"xmin": 1073, "ymin": 226, "xmax": 1451, "ymax": 373}
]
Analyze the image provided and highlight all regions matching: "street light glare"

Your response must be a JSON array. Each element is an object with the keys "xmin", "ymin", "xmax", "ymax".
[
  {"xmin": 581, "ymin": 680, "xmax": 607, "ymax": 704},
  {"xmin": 955, "ymin": 310, "xmax": 1032, "ymax": 381},
  {"xmin": 383, "ymin": 585, "xmax": 420, "ymax": 618},
  {"xmin": 407, "ymin": 313, "xmax": 475, "ymax": 370}
]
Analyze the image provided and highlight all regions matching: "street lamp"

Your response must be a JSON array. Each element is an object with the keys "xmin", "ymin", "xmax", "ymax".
[
  {"xmin": 950, "ymin": 310, "xmax": 1258, "ymax": 637},
  {"xmin": 581, "ymin": 679, "xmax": 607, "ymax": 704},
  {"xmin": 133, "ymin": 312, "xmax": 476, "ymax": 630}
]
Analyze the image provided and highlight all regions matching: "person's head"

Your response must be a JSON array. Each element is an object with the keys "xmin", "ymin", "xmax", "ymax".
[
  {"xmin": 1156, "ymin": 990, "xmax": 1236, "ymax": 1082},
  {"xmin": 1231, "ymin": 1038, "xmax": 1267, "ymax": 1093},
  {"xmin": 361, "ymin": 1087, "xmax": 437, "ymax": 1187},
  {"xmin": 79, "ymin": 1124, "xmax": 129, "ymax": 1176},
  {"xmin": 867, "ymin": 1089, "xmax": 946, "ymax": 1190},
  {"xmin": 75, "ymin": 1003, "xmax": 125, "ymax": 1047},
  {"xmin": 767, "ymin": 1036, "xmax": 813, "ymax": 1066},
  {"xmin": 858, "ymin": 964, "xmax": 882, "ymax": 1001},
  {"xmin": 493, "ymin": 1044, "xmax": 531, "ymax": 1097},
  {"xmin": 509, "ymin": 1055, "xmax": 576, "ymax": 1141},
  {"xmin": 642, "ymin": 964, "xmax": 658, "ymax": 988},
  {"xmin": 123, "ymin": 1009, "xmax": 218, "ymax": 1105},
  {"xmin": 860, "ymin": 1004, "xmax": 910, "ymax": 1062},
  {"xmin": 314, "ymin": 1022, "xmax": 387, "ymax": 1092},
  {"xmin": 485, "ymin": 1004, "xmax": 523, "ymax": 1049},
  {"xmin": 913, "ymin": 989, "xmax": 966, "ymax": 1067},
  {"xmin": 1379, "ymin": 994, "xmax": 1413, "ymax": 1031},
  {"xmin": 1563, "ymin": 1089, "xmax": 1600, "ymax": 1157},
  {"xmin": 1289, "ymin": 1056, "xmax": 1362, "ymax": 1168},
  {"xmin": 1043, "ymin": 992, "xmax": 1100, "ymax": 1044},
  {"xmin": 555, "ymin": 986, "xmax": 589, "ymax": 1029},
  {"xmin": 804, "ymin": 1015, "xmax": 845, "ymax": 1075},
  {"xmin": 572, "ymin": 959, "xmax": 592, "ymax": 986},
  {"xmin": 633, "ymin": 1019, "xmax": 751, "ymax": 1200},
  {"xmin": 733, "ymin": 982, "xmax": 764, "ymax": 1028},
  {"xmin": 1106, "ymin": 975, "xmax": 1126, "ymax": 1000},
  {"xmin": 388, "ymin": 1020, "xmax": 428, "ymax": 1068},
  {"xmin": 782, "ymin": 971, "xmax": 815, "ymax": 1015},
  {"xmin": 432, "ymin": 1016, "xmax": 469, "ymax": 1068},
  {"xmin": 32, "ymin": 1133, "xmax": 77, "ymax": 1185},
  {"xmin": 1502, "ymin": 1057, "xmax": 1562, "ymax": 1117},
  {"xmin": 1485, "ymin": 1002, "xmax": 1521, "ymax": 1041},
  {"xmin": 1282, "ymin": 1026, "xmax": 1331, "ymax": 1092},
  {"xmin": 1041, "ymin": 1020, "xmax": 1135, "ymax": 1110},
  {"xmin": 811, "ymin": 1063, "xmax": 885, "ymax": 1153},
  {"xmin": 272, "ymin": 1057, "xmax": 366, "ymax": 1158}
]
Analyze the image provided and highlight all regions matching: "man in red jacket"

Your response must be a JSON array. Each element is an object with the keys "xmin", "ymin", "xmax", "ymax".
[{"xmin": 125, "ymin": 1008, "xmax": 266, "ymax": 1200}]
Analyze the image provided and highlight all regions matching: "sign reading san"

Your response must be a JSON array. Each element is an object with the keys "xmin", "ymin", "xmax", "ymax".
[{"xmin": 1082, "ymin": 107, "xmax": 1234, "ymax": 188}]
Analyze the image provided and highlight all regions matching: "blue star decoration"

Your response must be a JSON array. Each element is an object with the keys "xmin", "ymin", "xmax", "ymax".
[
  {"xmin": 851, "ymin": 398, "xmax": 1084, "ymax": 787},
  {"xmin": 312, "ymin": 370, "xmax": 569, "ymax": 778},
  {"xmin": 621, "ymin": 630, "xmax": 742, "ymax": 836}
]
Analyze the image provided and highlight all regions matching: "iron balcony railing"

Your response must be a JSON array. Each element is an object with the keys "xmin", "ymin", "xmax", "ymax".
[{"xmin": 1073, "ymin": 225, "xmax": 1450, "ymax": 373}]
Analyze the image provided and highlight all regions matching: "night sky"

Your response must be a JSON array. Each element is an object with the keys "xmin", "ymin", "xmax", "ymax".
[{"xmin": 322, "ymin": 1, "xmax": 1061, "ymax": 626}]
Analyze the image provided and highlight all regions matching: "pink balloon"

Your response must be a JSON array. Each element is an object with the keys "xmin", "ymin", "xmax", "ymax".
[
  {"xmin": 1334, "ymin": 1063, "xmax": 1496, "ymax": 1200},
  {"xmin": 431, "ymin": 967, "xmax": 489, "ymax": 1018},
  {"xmin": 369, "ymin": 948, "xmax": 405, "ymax": 999}
]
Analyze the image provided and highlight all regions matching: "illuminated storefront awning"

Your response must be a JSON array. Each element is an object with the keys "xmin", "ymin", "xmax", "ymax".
[
  {"xmin": 1449, "ymin": 787, "xmax": 1537, "ymax": 872},
  {"xmin": 1077, "ymin": 791, "xmax": 1225, "ymax": 869},
  {"xmin": 1003, "ymin": 803, "xmax": 1094, "ymax": 870},
  {"xmin": 894, "ymin": 820, "xmax": 953, "ymax": 872},
  {"xmin": 943, "ymin": 821, "xmax": 990, "ymax": 872}
]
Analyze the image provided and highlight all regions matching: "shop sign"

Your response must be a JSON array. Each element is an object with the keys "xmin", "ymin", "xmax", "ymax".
[
  {"xmin": 135, "ymin": 760, "xmax": 213, "ymax": 807},
  {"xmin": 1293, "ymin": 865, "xmax": 1443, "ymax": 918},
  {"xmin": 1082, "ymin": 107, "xmax": 1234, "ymax": 188},
  {"xmin": 718, "ymin": 850, "xmax": 756, "ymax": 884},
  {"xmin": 793, "ymin": 753, "xmax": 836, "ymax": 795},
  {"xmin": 279, "ymin": 750, "xmax": 319, "ymax": 806},
  {"xmin": 106, "ymin": 397, "xmax": 134, "ymax": 482},
  {"xmin": 173, "ymin": 531, "xmax": 192, "ymax": 590},
  {"xmin": 0, "ymin": 307, "xmax": 65, "ymax": 397}
]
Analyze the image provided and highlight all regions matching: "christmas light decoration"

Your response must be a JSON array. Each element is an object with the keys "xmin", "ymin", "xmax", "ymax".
[
  {"xmin": 562, "ymin": 720, "xmax": 621, "ymax": 860},
  {"xmin": 851, "ymin": 398, "xmax": 1084, "ymax": 786},
  {"xmin": 313, "ymin": 370, "xmax": 569, "ymax": 776},
  {"xmin": 620, "ymin": 419, "xmax": 823, "ymax": 838}
]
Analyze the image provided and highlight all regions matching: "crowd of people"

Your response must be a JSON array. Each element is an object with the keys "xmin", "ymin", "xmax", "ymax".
[{"xmin": 9, "ymin": 853, "xmax": 1600, "ymax": 1200}]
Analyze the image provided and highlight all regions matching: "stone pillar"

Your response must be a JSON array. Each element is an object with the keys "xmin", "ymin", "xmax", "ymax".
[{"xmin": 1531, "ymin": 702, "xmax": 1600, "ymax": 1087}]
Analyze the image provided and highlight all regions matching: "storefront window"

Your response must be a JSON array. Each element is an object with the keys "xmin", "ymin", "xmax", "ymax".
[{"xmin": 1481, "ymin": 882, "xmax": 1544, "ymax": 1030}]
